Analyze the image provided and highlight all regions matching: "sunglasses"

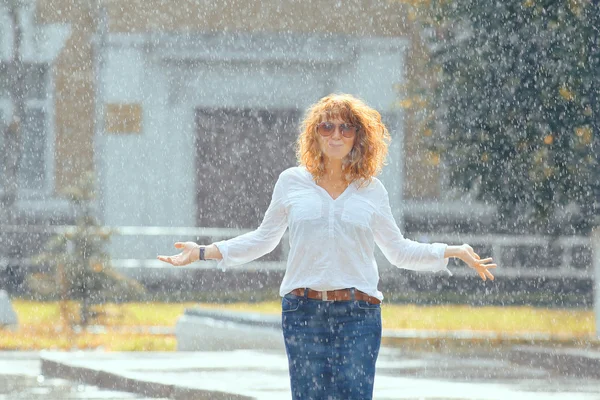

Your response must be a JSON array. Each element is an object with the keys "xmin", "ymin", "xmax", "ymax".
[{"xmin": 316, "ymin": 122, "xmax": 358, "ymax": 138}]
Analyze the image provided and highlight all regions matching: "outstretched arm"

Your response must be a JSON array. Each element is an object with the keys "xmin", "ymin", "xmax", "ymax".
[
  {"xmin": 157, "ymin": 171, "xmax": 288, "ymax": 268},
  {"xmin": 444, "ymin": 244, "xmax": 496, "ymax": 281},
  {"xmin": 373, "ymin": 184, "xmax": 496, "ymax": 280},
  {"xmin": 157, "ymin": 241, "xmax": 222, "ymax": 266},
  {"xmin": 373, "ymin": 186, "xmax": 451, "ymax": 274}
]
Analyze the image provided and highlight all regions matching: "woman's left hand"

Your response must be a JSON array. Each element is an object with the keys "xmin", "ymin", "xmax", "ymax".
[
  {"xmin": 457, "ymin": 244, "xmax": 497, "ymax": 281},
  {"xmin": 157, "ymin": 241, "xmax": 200, "ymax": 266}
]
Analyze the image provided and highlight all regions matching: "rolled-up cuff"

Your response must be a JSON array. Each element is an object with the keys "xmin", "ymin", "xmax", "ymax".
[
  {"xmin": 213, "ymin": 241, "xmax": 228, "ymax": 269},
  {"xmin": 432, "ymin": 242, "xmax": 452, "ymax": 276}
]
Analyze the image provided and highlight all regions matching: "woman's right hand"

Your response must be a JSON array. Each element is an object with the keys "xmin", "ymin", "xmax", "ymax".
[
  {"xmin": 457, "ymin": 244, "xmax": 496, "ymax": 281},
  {"xmin": 157, "ymin": 241, "xmax": 200, "ymax": 266}
]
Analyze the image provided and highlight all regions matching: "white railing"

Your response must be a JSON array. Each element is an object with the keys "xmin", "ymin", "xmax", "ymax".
[
  {"xmin": 0, "ymin": 225, "xmax": 593, "ymax": 279},
  {"xmin": 411, "ymin": 233, "xmax": 592, "ymax": 278}
]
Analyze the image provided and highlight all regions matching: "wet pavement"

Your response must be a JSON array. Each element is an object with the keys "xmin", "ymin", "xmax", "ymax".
[
  {"xmin": 0, "ymin": 352, "xmax": 165, "ymax": 400},
  {"xmin": 1, "ymin": 345, "xmax": 598, "ymax": 400},
  {"xmin": 3, "ymin": 307, "xmax": 600, "ymax": 400}
]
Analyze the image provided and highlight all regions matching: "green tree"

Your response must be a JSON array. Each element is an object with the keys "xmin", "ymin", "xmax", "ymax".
[
  {"xmin": 29, "ymin": 173, "xmax": 144, "ymax": 327},
  {"xmin": 409, "ymin": 0, "xmax": 599, "ymax": 234}
]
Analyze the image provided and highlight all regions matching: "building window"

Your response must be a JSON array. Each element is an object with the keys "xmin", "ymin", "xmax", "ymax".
[{"xmin": 0, "ymin": 62, "xmax": 50, "ymax": 193}]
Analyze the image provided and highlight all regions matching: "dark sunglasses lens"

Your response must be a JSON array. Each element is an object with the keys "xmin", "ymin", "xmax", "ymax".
[
  {"xmin": 318, "ymin": 122, "xmax": 335, "ymax": 135},
  {"xmin": 340, "ymin": 124, "xmax": 357, "ymax": 137}
]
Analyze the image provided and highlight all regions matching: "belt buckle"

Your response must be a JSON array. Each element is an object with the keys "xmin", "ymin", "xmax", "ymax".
[{"xmin": 320, "ymin": 290, "xmax": 333, "ymax": 301}]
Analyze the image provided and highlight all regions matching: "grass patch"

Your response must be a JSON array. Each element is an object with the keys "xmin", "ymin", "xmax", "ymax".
[
  {"xmin": 0, "ymin": 301, "xmax": 594, "ymax": 351},
  {"xmin": 381, "ymin": 304, "xmax": 594, "ymax": 337},
  {"xmin": 0, "ymin": 301, "xmax": 194, "ymax": 351}
]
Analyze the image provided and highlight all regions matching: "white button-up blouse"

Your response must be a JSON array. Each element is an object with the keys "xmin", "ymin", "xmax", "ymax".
[{"xmin": 214, "ymin": 166, "xmax": 450, "ymax": 301}]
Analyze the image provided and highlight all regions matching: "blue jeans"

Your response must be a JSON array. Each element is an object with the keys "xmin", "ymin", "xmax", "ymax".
[{"xmin": 281, "ymin": 290, "xmax": 382, "ymax": 400}]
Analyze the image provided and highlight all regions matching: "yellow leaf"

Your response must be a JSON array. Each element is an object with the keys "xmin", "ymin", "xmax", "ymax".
[
  {"xmin": 427, "ymin": 151, "xmax": 440, "ymax": 166},
  {"xmin": 575, "ymin": 126, "xmax": 592, "ymax": 144},
  {"xmin": 544, "ymin": 135, "xmax": 554, "ymax": 145},
  {"xmin": 559, "ymin": 86, "xmax": 574, "ymax": 101},
  {"xmin": 568, "ymin": 0, "xmax": 583, "ymax": 16},
  {"xmin": 398, "ymin": 99, "xmax": 413, "ymax": 109}
]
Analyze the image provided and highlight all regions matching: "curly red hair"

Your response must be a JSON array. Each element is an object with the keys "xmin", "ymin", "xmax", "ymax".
[{"xmin": 296, "ymin": 93, "xmax": 391, "ymax": 186}]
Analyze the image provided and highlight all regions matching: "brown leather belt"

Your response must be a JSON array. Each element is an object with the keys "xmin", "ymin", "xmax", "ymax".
[{"xmin": 290, "ymin": 288, "xmax": 381, "ymax": 305}]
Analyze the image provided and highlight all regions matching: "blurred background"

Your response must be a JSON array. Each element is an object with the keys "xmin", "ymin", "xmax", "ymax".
[
  {"xmin": 1, "ymin": 0, "xmax": 598, "ymax": 305},
  {"xmin": 0, "ymin": 0, "xmax": 599, "ymax": 398}
]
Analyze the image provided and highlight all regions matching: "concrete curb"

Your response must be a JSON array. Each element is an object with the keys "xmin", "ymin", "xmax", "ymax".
[
  {"xmin": 40, "ymin": 352, "xmax": 253, "ymax": 400},
  {"xmin": 0, "ymin": 290, "xmax": 18, "ymax": 328},
  {"xmin": 176, "ymin": 308, "xmax": 285, "ymax": 351},
  {"xmin": 509, "ymin": 345, "xmax": 600, "ymax": 379},
  {"xmin": 184, "ymin": 308, "xmax": 281, "ymax": 329}
]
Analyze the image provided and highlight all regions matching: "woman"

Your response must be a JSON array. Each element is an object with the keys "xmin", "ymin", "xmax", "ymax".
[{"xmin": 158, "ymin": 93, "xmax": 496, "ymax": 400}]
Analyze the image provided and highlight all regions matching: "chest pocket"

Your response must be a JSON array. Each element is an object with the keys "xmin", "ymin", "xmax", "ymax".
[
  {"xmin": 341, "ymin": 195, "xmax": 375, "ymax": 229},
  {"xmin": 287, "ymin": 189, "xmax": 323, "ymax": 221}
]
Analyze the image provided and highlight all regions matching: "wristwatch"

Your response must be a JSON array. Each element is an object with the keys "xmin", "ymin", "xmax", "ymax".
[{"xmin": 198, "ymin": 246, "xmax": 206, "ymax": 261}]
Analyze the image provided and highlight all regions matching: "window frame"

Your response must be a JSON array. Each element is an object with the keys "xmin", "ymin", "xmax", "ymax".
[{"xmin": 0, "ymin": 61, "xmax": 55, "ymax": 200}]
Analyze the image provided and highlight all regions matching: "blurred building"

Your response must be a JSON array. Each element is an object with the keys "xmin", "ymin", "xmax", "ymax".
[{"xmin": 1, "ymin": 0, "xmax": 493, "ymax": 260}]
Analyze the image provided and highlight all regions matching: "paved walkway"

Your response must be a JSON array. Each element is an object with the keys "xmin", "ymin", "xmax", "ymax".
[
  {"xmin": 38, "ymin": 345, "xmax": 600, "ymax": 400},
  {"xmin": 0, "ymin": 352, "xmax": 159, "ymax": 400},
  {"xmin": 4, "ymin": 307, "xmax": 600, "ymax": 400}
]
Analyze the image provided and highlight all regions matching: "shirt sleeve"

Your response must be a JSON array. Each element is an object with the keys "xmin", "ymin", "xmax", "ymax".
[
  {"xmin": 212, "ymin": 172, "xmax": 288, "ymax": 268},
  {"xmin": 373, "ymin": 185, "xmax": 451, "ymax": 275}
]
